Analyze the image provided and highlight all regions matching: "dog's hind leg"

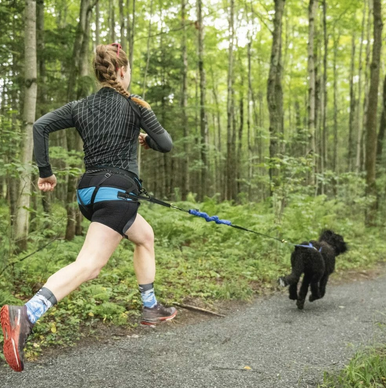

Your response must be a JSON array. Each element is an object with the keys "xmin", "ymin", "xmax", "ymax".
[
  {"xmin": 288, "ymin": 283, "xmax": 298, "ymax": 300},
  {"xmin": 309, "ymin": 273, "xmax": 323, "ymax": 302},
  {"xmin": 318, "ymin": 273, "xmax": 330, "ymax": 298},
  {"xmin": 278, "ymin": 260, "xmax": 304, "ymax": 288},
  {"xmin": 278, "ymin": 273, "xmax": 300, "ymax": 300},
  {"xmin": 296, "ymin": 274, "xmax": 311, "ymax": 310}
]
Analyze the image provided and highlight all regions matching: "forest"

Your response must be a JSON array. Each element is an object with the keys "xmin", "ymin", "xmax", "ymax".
[
  {"xmin": 0, "ymin": 0, "xmax": 386, "ymax": 384},
  {"xmin": 0, "ymin": 0, "xmax": 385, "ymax": 246}
]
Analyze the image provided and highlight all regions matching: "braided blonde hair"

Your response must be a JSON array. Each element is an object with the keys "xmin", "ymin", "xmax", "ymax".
[{"xmin": 93, "ymin": 44, "xmax": 150, "ymax": 109}]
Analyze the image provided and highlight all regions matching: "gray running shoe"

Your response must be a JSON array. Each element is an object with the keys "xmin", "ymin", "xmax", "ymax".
[
  {"xmin": 0, "ymin": 305, "xmax": 34, "ymax": 372},
  {"xmin": 141, "ymin": 303, "xmax": 177, "ymax": 327}
]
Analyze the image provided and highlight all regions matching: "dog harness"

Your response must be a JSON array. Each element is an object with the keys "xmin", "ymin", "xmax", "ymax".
[{"xmin": 295, "ymin": 242, "xmax": 322, "ymax": 252}]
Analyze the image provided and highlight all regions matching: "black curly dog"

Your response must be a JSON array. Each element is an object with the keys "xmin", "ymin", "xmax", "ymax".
[{"xmin": 278, "ymin": 230, "xmax": 348, "ymax": 309}]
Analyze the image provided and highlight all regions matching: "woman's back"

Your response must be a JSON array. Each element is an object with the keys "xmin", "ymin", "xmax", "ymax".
[{"xmin": 73, "ymin": 87, "xmax": 140, "ymax": 174}]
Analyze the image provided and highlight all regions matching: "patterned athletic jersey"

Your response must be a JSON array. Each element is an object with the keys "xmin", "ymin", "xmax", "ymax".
[{"xmin": 33, "ymin": 87, "xmax": 172, "ymax": 178}]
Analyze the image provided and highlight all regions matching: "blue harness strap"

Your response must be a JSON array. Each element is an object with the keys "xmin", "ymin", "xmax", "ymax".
[
  {"xmin": 77, "ymin": 186, "xmax": 134, "ymax": 205},
  {"xmin": 295, "ymin": 242, "xmax": 322, "ymax": 252}
]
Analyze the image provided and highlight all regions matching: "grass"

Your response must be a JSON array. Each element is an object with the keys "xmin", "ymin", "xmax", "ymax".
[{"xmin": 320, "ymin": 346, "xmax": 386, "ymax": 388}]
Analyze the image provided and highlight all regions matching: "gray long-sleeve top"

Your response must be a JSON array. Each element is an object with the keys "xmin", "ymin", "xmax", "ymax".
[{"xmin": 33, "ymin": 87, "xmax": 173, "ymax": 178}]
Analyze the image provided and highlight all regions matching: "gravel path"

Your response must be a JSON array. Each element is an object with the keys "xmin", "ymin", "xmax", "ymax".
[{"xmin": 1, "ymin": 273, "xmax": 386, "ymax": 388}]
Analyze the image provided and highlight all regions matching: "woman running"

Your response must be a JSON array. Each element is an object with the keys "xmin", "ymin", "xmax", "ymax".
[{"xmin": 0, "ymin": 43, "xmax": 177, "ymax": 372}]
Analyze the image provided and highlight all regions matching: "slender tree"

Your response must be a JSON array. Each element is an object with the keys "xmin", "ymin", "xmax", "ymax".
[
  {"xmin": 65, "ymin": 0, "xmax": 97, "ymax": 240},
  {"xmin": 348, "ymin": 32, "xmax": 356, "ymax": 172},
  {"xmin": 226, "ymin": 0, "xmax": 236, "ymax": 201},
  {"xmin": 126, "ymin": 0, "xmax": 136, "ymax": 71},
  {"xmin": 142, "ymin": 0, "xmax": 154, "ymax": 99},
  {"xmin": 109, "ymin": 0, "xmax": 115, "ymax": 43},
  {"xmin": 365, "ymin": 0, "xmax": 383, "ymax": 225},
  {"xmin": 267, "ymin": 0, "xmax": 285, "ymax": 190},
  {"xmin": 361, "ymin": 0, "xmax": 373, "ymax": 173},
  {"xmin": 119, "ymin": 0, "xmax": 125, "ymax": 51},
  {"xmin": 14, "ymin": 0, "xmax": 38, "ymax": 250},
  {"xmin": 355, "ymin": 2, "xmax": 367, "ymax": 175},
  {"xmin": 320, "ymin": 0, "xmax": 328, "ymax": 191},
  {"xmin": 181, "ymin": 0, "xmax": 189, "ymax": 200},
  {"xmin": 307, "ymin": 0, "xmax": 317, "ymax": 183},
  {"xmin": 377, "ymin": 75, "xmax": 386, "ymax": 167},
  {"xmin": 197, "ymin": 0, "xmax": 208, "ymax": 201},
  {"xmin": 332, "ymin": 31, "xmax": 340, "ymax": 177}
]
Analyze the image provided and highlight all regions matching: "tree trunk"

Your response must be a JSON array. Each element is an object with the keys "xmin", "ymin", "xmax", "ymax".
[
  {"xmin": 14, "ymin": 0, "xmax": 38, "ymax": 251},
  {"xmin": 247, "ymin": 38, "xmax": 253, "ymax": 201},
  {"xmin": 307, "ymin": 0, "xmax": 317, "ymax": 184},
  {"xmin": 348, "ymin": 33, "xmax": 356, "ymax": 172},
  {"xmin": 65, "ymin": 0, "xmax": 96, "ymax": 240},
  {"xmin": 377, "ymin": 75, "xmax": 386, "ymax": 167},
  {"xmin": 36, "ymin": 0, "xmax": 45, "ymax": 117},
  {"xmin": 355, "ymin": 2, "xmax": 366, "ymax": 175},
  {"xmin": 226, "ymin": 0, "xmax": 235, "ymax": 201},
  {"xmin": 211, "ymin": 68, "xmax": 223, "ymax": 198},
  {"xmin": 197, "ymin": 0, "xmax": 208, "ymax": 202},
  {"xmin": 365, "ymin": 0, "xmax": 382, "ymax": 225},
  {"xmin": 361, "ymin": 0, "xmax": 373, "ymax": 174},
  {"xmin": 332, "ymin": 32, "xmax": 340, "ymax": 177},
  {"xmin": 127, "ymin": 0, "xmax": 136, "ymax": 71},
  {"xmin": 119, "ymin": 0, "xmax": 125, "ymax": 51},
  {"xmin": 36, "ymin": 0, "xmax": 52, "ymax": 217},
  {"xmin": 321, "ymin": 0, "xmax": 328, "ymax": 187},
  {"xmin": 109, "ymin": 0, "xmax": 115, "ymax": 43},
  {"xmin": 237, "ymin": 97, "xmax": 244, "ymax": 195},
  {"xmin": 181, "ymin": 0, "xmax": 189, "ymax": 200},
  {"xmin": 95, "ymin": 1, "xmax": 100, "ymax": 46},
  {"xmin": 267, "ymin": 0, "xmax": 285, "ymax": 191},
  {"xmin": 142, "ymin": 0, "xmax": 153, "ymax": 100}
]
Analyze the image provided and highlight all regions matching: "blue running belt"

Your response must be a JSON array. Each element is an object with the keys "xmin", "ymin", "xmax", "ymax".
[{"xmin": 77, "ymin": 186, "xmax": 134, "ymax": 205}]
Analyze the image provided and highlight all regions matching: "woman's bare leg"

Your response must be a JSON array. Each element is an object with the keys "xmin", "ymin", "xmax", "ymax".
[
  {"xmin": 124, "ymin": 213, "xmax": 176, "ymax": 324},
  {"xmin": 124, "ymin": 213, "xmax": 155, "ymax": 284},
  {"xmin": 44, "ymin": 222, "xmax": 122, "ymax": 302}
]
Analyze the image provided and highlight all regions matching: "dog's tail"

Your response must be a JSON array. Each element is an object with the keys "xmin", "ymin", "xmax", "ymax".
[{"xmin": 278, "ymin": 249, "xmax": 305, "ymax": 286}]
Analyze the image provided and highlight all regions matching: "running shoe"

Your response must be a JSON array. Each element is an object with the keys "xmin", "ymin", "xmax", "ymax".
[
  {"xmin": 141, "ymin": 303, "xmax": 177, "ymax": 327},
  {"xmin": 0, "ymin": 305, "xmax": 34, "ymax": 372}
]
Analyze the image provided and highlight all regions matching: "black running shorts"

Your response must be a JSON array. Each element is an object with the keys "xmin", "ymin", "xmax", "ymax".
[{"xmin": 77, "ymin": 169, "xmax": 141, "ymax": 237}]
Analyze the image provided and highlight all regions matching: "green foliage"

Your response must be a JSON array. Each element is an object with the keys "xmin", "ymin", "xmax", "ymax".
[
  {"xmin": 320, "ymin": 346, "xmax": 386, "ymax": 388},
  {"xmin": 0, "ymin": 192, "xmax": 385, "ymax": 360}
]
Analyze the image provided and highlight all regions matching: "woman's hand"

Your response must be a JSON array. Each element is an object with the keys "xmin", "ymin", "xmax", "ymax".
[
  {"xmin": 138, "ymin": 133, "xmax": 150, "ymax": 150},
  {"xmin": 38, "ymin": 175, "xmax": 57, "ymax": 192}
]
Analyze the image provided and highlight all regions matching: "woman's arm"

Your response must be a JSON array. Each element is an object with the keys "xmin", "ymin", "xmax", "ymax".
[
  {"xmin": 138, "ymin": 105, "xmax": 173, "ymax": 153},
  {"xmin": 33, "ymin": 101, "xmax": 77, "ymax": 178}
]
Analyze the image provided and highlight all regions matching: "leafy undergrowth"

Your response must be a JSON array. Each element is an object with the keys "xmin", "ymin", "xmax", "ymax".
[
  {"xmin": 320, "ymin": 346, "xmax": 386, "ymax": 388},
  {"xmin": 0, "ymin": 194, "xmax": 385, "ymax": 361}
]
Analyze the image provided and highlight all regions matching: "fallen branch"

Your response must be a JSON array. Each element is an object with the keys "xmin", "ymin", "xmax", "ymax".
[{"xmin": 174, "ymin": 302, "xmax": 226, "ymax": 317}]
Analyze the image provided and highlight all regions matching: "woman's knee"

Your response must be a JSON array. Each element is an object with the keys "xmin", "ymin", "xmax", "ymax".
[
  {"xmin": 75, "ymin": 259, "xmax": 104, "ymax": 281},
  {"xmin": 85, "ymin": 266, "xmax": 103, "ymax": 281},
  {"xmin": 137, "ymin": 225, "xmax": 154, "ymax": 249},
  {"xmin": 131, "ymin": 224, "xmax": 154, "ymax": 250}
]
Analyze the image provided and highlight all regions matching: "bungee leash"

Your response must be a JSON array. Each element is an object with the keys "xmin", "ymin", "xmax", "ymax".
[
  {"xmin": 122, "ymin": 188, "xmax": 323, "ymax": 252},
  {"xmin": 117, "ymin": 189, "xmax": 315, "ymax": 248}
]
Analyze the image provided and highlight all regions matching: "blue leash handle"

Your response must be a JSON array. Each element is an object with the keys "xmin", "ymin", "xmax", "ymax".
[{"xmin": 188, "ymin": 209, "xmax": 232, "ymax": 225}]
